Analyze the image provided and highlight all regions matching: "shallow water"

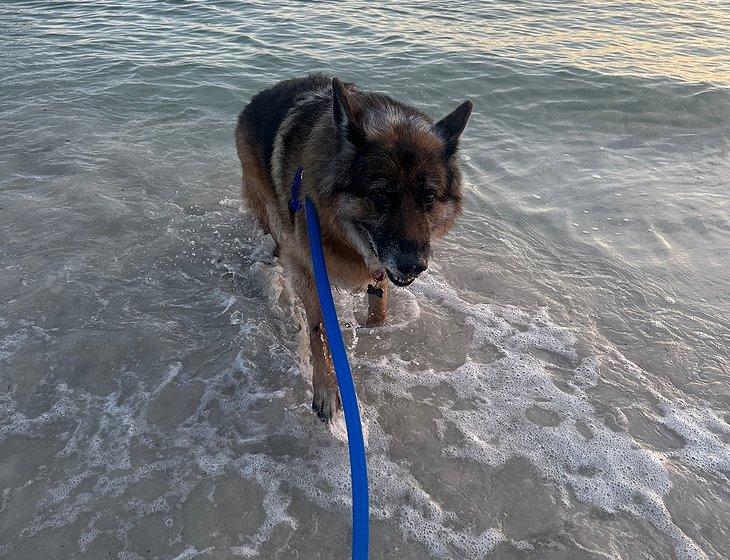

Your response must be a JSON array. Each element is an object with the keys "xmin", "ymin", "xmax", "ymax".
[{"xmin": 1, "ymin": 1, "xmax": 729, "ymax": 559}]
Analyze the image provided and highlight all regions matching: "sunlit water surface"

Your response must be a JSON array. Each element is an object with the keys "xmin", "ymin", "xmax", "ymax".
[{"xmin": 1, "ymin": 2, "xmax": 728, "ymax": 559}]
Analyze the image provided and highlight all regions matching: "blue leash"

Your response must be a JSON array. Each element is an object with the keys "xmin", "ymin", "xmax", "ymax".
[{"xmin": 292, "ymin": 167, "xmax": 370, "ymax": 559}]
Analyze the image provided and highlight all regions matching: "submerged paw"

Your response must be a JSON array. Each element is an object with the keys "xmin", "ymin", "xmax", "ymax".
[{"xmin": 312, "ymin": 386, "xmax": 342, "ymax": 423}]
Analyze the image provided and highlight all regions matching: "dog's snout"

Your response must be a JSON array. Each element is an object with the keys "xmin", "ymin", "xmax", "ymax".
[
  {"xmin": 393, "ymin": 239, "xmax": 430, "ymax": 278},
  {"xmin": 396, "ymin": 254, "xmax": 428, "ymax": 277}
]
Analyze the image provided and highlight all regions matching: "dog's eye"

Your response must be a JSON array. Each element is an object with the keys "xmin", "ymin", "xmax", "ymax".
[{"xmin": 423, "ymin": 192, "xmax": 436, "ymax": 207}]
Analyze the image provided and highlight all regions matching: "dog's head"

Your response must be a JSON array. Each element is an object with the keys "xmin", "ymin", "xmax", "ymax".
[{"xmin": 330, "ymin": 78, "xmax": 472, "ymax": 286}]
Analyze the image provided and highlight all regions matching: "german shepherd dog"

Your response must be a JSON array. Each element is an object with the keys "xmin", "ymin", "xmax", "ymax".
[{"xmin": 235, "ymin": 74, "xmax": 472, "ymax": 423}]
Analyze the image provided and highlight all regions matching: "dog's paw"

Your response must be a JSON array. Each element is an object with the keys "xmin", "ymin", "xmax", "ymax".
[{"xmin": 312, "ymin": 385, "xmax": 342, "ymax": 423}]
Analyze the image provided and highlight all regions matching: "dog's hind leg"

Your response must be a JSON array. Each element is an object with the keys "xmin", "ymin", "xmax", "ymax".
[
  {"xmin": 290, "ymin": 261, "xmax": 341, "ymax": 422},
  {"xmin": 366, "ymin": 279, "xmax": 388, "ymax": 327},
  {"xmin": 235, "ymin": 124, "xmax": 284, "ymax": 248}
]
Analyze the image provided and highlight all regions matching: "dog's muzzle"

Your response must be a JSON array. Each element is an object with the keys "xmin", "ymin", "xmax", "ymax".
[{"xmin": 385, "ymin": 255, "xmax": 427, "ymax": 286}]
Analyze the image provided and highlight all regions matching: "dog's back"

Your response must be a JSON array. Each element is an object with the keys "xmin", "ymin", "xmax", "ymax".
[
  {"xmin": 237, "ymin": 74, "xmax": 330, "ymax": 183},
  {"xmin": 235, "ymin": 74, "xmax": 333, "ymax": 243}
]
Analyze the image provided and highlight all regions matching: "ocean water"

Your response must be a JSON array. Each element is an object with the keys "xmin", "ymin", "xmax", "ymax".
[{"xmin": 1, "ymin": 1, "xmax": 728, "ymax": 559}]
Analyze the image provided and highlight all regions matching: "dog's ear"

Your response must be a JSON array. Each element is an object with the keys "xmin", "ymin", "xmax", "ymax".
[
  {"xmin": 332, "ymin": 77, "xmax": 365, "ymax": 148},
  {"xmin": 435, "ymin": 100, "xmax": 473, "ymax": 156}
]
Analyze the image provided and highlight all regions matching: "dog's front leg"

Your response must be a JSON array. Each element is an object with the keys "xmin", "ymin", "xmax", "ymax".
[
  {"xmin": 366, "ymin": 279, "xmax": 388, "ymax": 327},
  {"xmin": 291, "ymin": 264, "xmax": 341, "ymax": 422}
]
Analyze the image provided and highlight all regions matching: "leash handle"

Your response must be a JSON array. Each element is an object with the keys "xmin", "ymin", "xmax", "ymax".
[{"xmin": 305, "ymin": 197, "xmax": 370, "ymax": 560}]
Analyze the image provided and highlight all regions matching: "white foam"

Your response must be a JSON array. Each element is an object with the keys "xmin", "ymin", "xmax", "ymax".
[
  {"xmin": 171, "ymin": 547, "xmax": 202, "ymax": 560},
  {"xmin": 327, "ymin": 409, "xmax": 370, "ymax": 446},
  {"xmin": 327, "ymin": 410, "xmax": 349, "ymax": 442},
  {"xmin": 218, "ymin": 197, "xmax": 244, "ymax": 210},
  {"xmin": 117, "ymin": 553, "xmax": 145, "ymax": 560},
  {"xmin": 364, "ymin": 272, "xmax": 714, "ymax": 559},
  {"xmin": 231, "ymin": 454, "xmax": 298, "ymax": 558},
  {"xmin": 0, "ymin": 320, "xmax": 52, "ymax": 362},
  {"xmin": 572, "ymin": 356, "xmax": 600, "ymax": 388},
  {"xmin": 0, "ymin": 384, "xmax": 77, "ymax": 443},
  {"xmin": 661, "ymin": 404, "xmax": 729, "ymax": 474}
]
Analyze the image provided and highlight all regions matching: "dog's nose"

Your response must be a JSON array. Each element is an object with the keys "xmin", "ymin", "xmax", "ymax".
[{"xmin": 397, "ymin": 255, "xmax": 428, "ymax": 277}]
